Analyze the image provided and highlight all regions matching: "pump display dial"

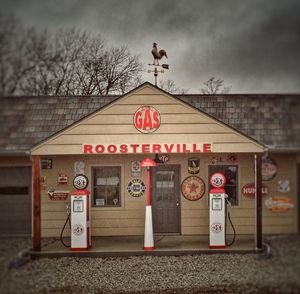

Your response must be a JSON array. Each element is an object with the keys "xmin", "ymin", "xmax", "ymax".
[
  {"xmin": 73, "ymin": 174, "xmax": 89, "ymax": 190},
  {"xmin": 210, "ymin": 172, "xmax": 226, "ymax": 188}
]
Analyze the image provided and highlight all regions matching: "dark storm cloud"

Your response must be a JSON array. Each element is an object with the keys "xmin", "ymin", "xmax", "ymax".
[{"xmin": 1, "ymin": 0, "xmax": 300, "ymax": 93}]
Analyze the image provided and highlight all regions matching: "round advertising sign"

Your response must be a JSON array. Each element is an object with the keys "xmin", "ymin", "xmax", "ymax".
[
  {"xmin": 262, "ymin": 157, "xmax": 277, "ymax": 181},
  {"xmin": 181, "ymin": 176, "xmax": 205, "ymax": 201},
  {"xmin": 127, "ymin": 179, "xmax": 146, "ymax": 197},
  {"xmin": 73, "ymin": 174, "xmax": 89, "ymax": 190},
  {"xmin": 133, "ymin": 106, "xmax": 161, "ymax": 133},
  {"xmin": 210, "ymin": 172, "xmax": 226, "ymax": 189},
  {"xmin": 242, "ymin": 183, "xmax": 269, "ymax": 199}
]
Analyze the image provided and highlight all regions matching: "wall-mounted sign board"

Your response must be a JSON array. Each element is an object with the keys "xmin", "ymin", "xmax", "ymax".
[
  {"xmin": 41, "ymin": 159, "xmax": 52, "ymax": 169},
  {"xmin": 83, "ymin": 143, "xmax": 212, "ymax": 154}
]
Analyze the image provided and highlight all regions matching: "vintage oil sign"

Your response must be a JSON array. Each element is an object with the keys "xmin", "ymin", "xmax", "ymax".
[
  {"xmin": 58, "ymin": 173, "xmax": 68, "ymax": 185},
  {"xmin": 242, "ymin": 183, "xmax": 268, "ymax": 199},
  {"xmin": 48, "ymin": 188, "xmax": 69, "ymax": 200},
  {"xmin": 131, "ymin": 161, "xmax": 141, "ymax": 177},
  {"xmin": 134, "ymin": 106, "xmax": 160, "ymax": 133},
  {"xmin": 127, "ymin": 179, "xmax": 146, "ymax": 197},
  {"xmin": 181, "ymin": 176, "xmax": 205, "ymax": 201},
  {"xmin": 262, "ymin": 157, "xmax": 277, "ymax": 181},
  {"xmin": 188, "ymin": 158, "xmax": 200, "ymax": 174},
  {"xmin": 265, "ymin": 196, "xmax": 294, "ymax": 212}
]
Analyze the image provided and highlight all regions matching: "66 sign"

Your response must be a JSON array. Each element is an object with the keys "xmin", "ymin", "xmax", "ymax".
[
  {"xmin": 210, "ymin": 172, "xmax": 226, "ymax": 189},
  {"xmin": 134, "ymin": 106, "xmax": 160, "ymax": 133},
  {"xmin": 73, "ymin": 175, "xmax": 89, "ymax": 190}
]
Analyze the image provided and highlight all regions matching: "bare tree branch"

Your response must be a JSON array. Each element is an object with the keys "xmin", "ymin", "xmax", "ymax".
[
  {"xmin": 200, "ymin": 77, "xmax": 231, "ymax": 94},
  {"xmin": 0, "ymin": 13, "xmax": 143, "ymax": 96},
  {"xmin": 159, "ymin": 79, "xmax": 188, "ymax": 94}
]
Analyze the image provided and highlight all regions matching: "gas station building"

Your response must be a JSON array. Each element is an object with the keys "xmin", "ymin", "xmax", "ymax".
[{"xmin": 0, "ymin": 83, "xmax": 299, "ymax": 253}]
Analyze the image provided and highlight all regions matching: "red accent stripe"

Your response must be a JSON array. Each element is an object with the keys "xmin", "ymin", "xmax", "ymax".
[
  {"xmin": 209, "ymin": 188, "xmax": 225, "ymax": 194},
  {"xmin": 70, "ymin": 247, "xmax": 89, "ymax": 251},
  {"xmin": 143, "ymin": 246, "xmax": 155, "ymax": 250},
  {"xmin": 209, "ymin": 245, "xmax": 226, "ymax": 249}
]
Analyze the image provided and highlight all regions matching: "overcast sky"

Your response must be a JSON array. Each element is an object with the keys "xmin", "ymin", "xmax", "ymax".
[{"xmin": 1, "ymin": 0, "xmax": 300, "ymax": 93}]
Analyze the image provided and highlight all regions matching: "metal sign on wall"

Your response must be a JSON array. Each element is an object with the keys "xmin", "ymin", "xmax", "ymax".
[
  {"xmin": 83, "ymin": 143, "xmax": 213, "ymax": 154},
  {"xmin": 41, "ymin": 159, "xmax": 52, "ymax": 169},
  {"xmin": 133, "ymin": 106, "xmax": 161, "ymax": 133},
  {"xmin": 181, "ymin": 176, "xmax": 205, "ymax": 201},
  {"xmin": 265, "ymin": 196, "xmax": 294, "ymax": 212},
  {"xmin": 262, "ymin": 157, "xmax": 277, "ymax": 181},
  {"xmin": 131, "ymin": 161, "xmax": 141, "ymax": 177},
  {"xmin": 188, "ymin": 158, "xmax": 200, "ymax": 174},
  {"xmin": 127, "ymin": 179, "xmax": 146, "ymax": 197},
  {"xmin": 48, "ymin": 188, "xmax": 69, "ymax": 201},
  {"xmin": 58, "ymin": 173, "xmax": 68, "ymax": 185},
  {"xmin": 242, "ymin": 183, "xmax": 268, "ymax": 199}
]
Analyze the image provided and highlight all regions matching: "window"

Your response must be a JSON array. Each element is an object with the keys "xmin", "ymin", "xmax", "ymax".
[
  {"xmin": 93, "ymin": 166, "xmax": 121, "ymax": 207},
  {"xmin": 208, "ymin": 165, "xmax": 238, "ymax": 206}
]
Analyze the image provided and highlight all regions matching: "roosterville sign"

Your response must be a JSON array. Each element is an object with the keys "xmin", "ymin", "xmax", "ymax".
[{"xmin": 83, "ymin": 143, "xmax": 213, "ymax": 154}]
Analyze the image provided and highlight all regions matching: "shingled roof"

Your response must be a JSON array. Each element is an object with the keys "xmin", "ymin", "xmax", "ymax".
[
  {"xmin": 177, "ymin": 94, "xmax": 300, "ymax": 151},
  {"xmin": 0, "ymin": 88, "xmax": 299, "ymax": 154},
  {"xmin": 0, "ymin": 95, "xmax": 119, "ymax": 154}
]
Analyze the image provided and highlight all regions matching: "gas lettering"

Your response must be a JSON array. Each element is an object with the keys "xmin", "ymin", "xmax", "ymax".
[{"xmin": 133, "ymin": 106, "xmax": 161, "ymax": 133}]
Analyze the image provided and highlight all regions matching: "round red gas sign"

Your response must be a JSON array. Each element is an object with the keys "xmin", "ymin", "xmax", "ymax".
[{"xmin": 134, "ymin": 106, "xmax": 160, "ymax": 133}]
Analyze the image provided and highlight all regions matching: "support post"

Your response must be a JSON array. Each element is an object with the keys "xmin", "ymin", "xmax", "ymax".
[
  {"xmin": 255, "ymin": 153, "xmax": 263, "ymax": 250},
  {"xmin": 146, "ymin": 167, "xmax": 151, "ymax": 205},
  {"xmin": 32, "ymin": 155, "xmax": 41, "ymax": 251}
]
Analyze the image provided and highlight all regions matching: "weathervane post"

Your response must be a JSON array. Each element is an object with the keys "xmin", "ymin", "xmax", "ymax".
[{"xmin": 148, "ymin": 42, "xmax": 169, "ymax": 86}]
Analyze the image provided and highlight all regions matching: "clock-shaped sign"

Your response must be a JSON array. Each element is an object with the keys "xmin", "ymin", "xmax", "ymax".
[{"xmin": 73, "ymin": 174, "xmax": 89, "ymax": 190}]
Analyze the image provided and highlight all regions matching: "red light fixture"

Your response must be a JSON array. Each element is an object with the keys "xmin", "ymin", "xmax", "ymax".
[{"xmin": 140, "ymin": 158, "xmax": 157, "ymax": 167}]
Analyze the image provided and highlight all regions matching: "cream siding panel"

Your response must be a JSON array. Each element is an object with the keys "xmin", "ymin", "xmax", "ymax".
[
  {"xmin": 64, "ymin": 123, "xmax": 230, "ymax": 135},
  {"xmin": 131, "ymin": 85, "xmax": 162, "ymax": 95},
  {"xmin": 85, "ymin": 114, "xmax": 214, "ymax": 125},
  {"xmin": 213, "ymin": 143, "xmax": 263, "ymax": 153},
  {"xmin": 32, "ymin": 84, "xmax": 264, "ymax": 155},
  {"xmin": 102, "ymin": 104, "xmax": 196, "ymax": 115},
  {"xmin": 46, "ymin": 133, "xmax": 250, "ymax": 145}
]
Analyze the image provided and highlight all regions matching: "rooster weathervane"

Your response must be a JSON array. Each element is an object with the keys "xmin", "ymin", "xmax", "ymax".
[{"xmin": 148, "ymin": 42, "xmax": 169, "ymax": 86}]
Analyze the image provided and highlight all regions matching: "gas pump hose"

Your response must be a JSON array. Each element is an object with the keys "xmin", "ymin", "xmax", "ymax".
[
  {"xmin": 60, "ymin": 212, "xmax": 71, "ymax": 248},
  {"xmin": 225, "ymin": 202, "xmax": 236, "ymax": 246}
]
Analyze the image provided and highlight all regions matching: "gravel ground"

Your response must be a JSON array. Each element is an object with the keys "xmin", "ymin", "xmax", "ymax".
[{"xmin": 0, "ymin": 235, "xmax": 299, "ymax": 294}]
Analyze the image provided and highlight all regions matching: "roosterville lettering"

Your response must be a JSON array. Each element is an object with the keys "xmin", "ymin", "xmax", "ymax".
[{"xmin": 83, "ymin": 143, "xmax": 212, "ymax": 154}]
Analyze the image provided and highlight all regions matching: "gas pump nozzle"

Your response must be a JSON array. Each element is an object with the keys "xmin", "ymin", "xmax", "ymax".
[
  {"xmin": 66, "ymin": 204, "xmax": 70, "ymax": 215},
  {"xmin": 225, "ymin": 194, "xmax": 231, "ymax": 209}
]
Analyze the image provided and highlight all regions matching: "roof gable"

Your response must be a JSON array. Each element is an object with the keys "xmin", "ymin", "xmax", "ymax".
[{"xmin": 31, "ymin": 83, "xmax": 264, "ymax": 155}]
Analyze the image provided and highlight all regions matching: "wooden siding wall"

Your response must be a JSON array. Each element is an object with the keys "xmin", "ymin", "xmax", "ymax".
[
  {"xmin": 32, "ymin": 86, "xmax": 263, "ymax": 155},
  {"xmin": 40, "ymin": 153, "xmax": 298, "ymax": 237}
]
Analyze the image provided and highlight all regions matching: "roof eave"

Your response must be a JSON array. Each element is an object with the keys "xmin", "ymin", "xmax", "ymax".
[
  {"xmin": 267, "ymin": 146, "xmax": 300, "ymax": 153},
  {"xmin": 0, "ymin": 150, "xmax": 30, "ymax": 157}
]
